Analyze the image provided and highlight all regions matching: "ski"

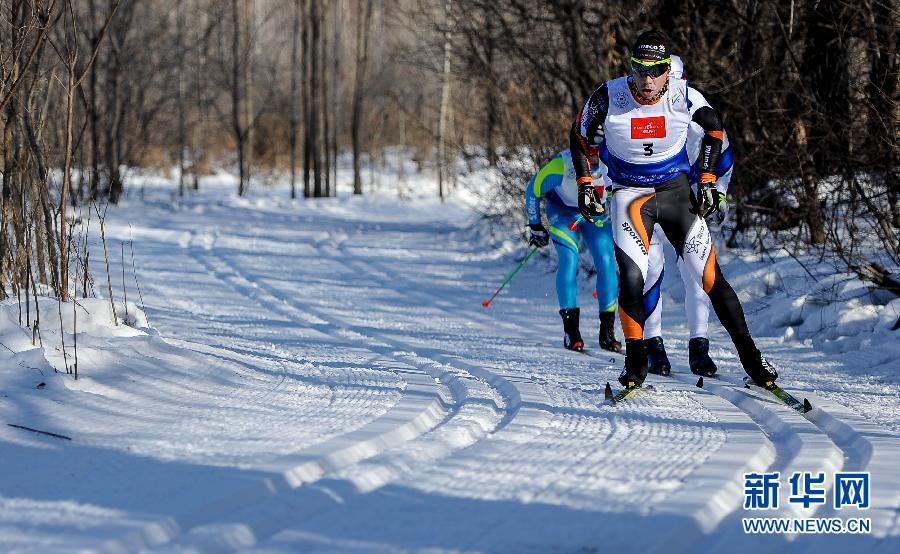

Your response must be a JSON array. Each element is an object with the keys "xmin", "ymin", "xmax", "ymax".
[
  {"xmin": 603, "ymin": 381, "xmax": 651, "ymax": 404},
  {"xmin": 581, "ymin": 348, "xmax": 620, "ymax": 361},
  {"xmin": 692, "ymin": 375, "xmax": 720, "ymax": 387},
  {"xmin": 742, "ymin": 376, "xmax": 813, "ymax": 414},
  {"xmin": 556, "ymin": 347, "xmax": 621, "ymax": 362},
  {"xmin": 651, "ymin": 369, "xmax": 717, "ymax": 381}
]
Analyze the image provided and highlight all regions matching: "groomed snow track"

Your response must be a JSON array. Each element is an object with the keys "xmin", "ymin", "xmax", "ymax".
[{"xmin": 37, "ymin": 192, "xmax": 900, "ymax": 553}]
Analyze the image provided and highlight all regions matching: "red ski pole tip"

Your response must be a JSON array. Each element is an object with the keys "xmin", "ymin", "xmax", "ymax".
[{"xmin": 481, "ymin": 300, "xmax": 491, "ymax": 308}]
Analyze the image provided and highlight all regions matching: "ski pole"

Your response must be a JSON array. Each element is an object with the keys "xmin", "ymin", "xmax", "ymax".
[
  {"xmin": 482, "ymin": 246, "xmax": 540, "ymax": 308},
  {"xmin": 568, "ymin": 214, "xmax": 605, "ymax": 231}
]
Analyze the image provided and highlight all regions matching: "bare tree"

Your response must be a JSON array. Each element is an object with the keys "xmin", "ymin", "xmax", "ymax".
[
  {"xmin": 230, "ymin": 0, "xmax": 248, "ymax": 195},
  {"xmin": 58, "ymin": 0, "xmax": 120, "ymax": 301},
  {"xmin": 436, "ymin": 0, "xmax": 452, "ymax": 201},
  {"xmin": 289, "ymin": 0, "xmax": 301, "ymax": 199},
  {"xmin": 176, "ymin": 0, "xmax": 188, "ymax": 196},
  {"xmin": 351, "ymin": 0, "xmax": 373, "ymax": 195}
]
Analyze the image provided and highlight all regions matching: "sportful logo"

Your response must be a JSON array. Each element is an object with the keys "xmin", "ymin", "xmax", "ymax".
[
  {"xmin": 621, "ymin": 222, "xmax": 647, "ymax": 255},
  {"xmin": 631, "ymin": 117, "xmax": 666, "ymax": 139}
]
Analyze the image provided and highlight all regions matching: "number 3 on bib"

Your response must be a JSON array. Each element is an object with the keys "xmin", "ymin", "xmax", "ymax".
[{"xmin": 643, "ymin": 143, "xmax": 654, "ymax": 156}]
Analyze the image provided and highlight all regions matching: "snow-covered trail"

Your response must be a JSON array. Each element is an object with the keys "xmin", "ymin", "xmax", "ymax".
[{"xmin": 2, "ymin": 178, "xmax": 898, "ymax": 553}]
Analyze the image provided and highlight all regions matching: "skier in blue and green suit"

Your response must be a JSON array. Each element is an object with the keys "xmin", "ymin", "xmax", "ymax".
[{"xmin": 525, "ymin": 147, "xmax": 622, "ymax": 352}]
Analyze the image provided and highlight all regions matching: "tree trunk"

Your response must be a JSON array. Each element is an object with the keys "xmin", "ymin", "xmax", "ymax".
[
  {"xmin": 289, "ymin": 0, "xmax": 301, "ymax": 199},
  {"xmin": 311, "ymin": 0, "xmax": 322, "ymax": 197},
  {"xmin": 302, "ymin": 0, "xmax": 312, "ymax": 197},
  {"xmin": 61, "ymin": 65, "xmax": 76, "ymax": 301},
  {"xmin": 351, "ymin": 0, "xmax": 373, "ymax": 195},
  {"xmin": 436, "ymin": 0, "xmax": 452, "ymax": 201},
  {"xmin": 231, "ymin": 0, "xmax": 247, "ymax": 196},
  {"xmin": 177, "ymin": 0, "xmax": 187, "ymax": 196},
  {"xmin": 87, "ymin": 0, "xmax": 101, "ymax": 201},
  {"xmin": 484, "ymin": 15, "xmax": 497, "ymax": 167},
  {"xmin": 105, "ymin": 0, "xmax": 123, "ymax": 204},
  {"xmin": 243, "ymin": 0, "xmax": 255, "ymax": 193},
  {"xmin": 322, "ymin": 0, "xmax": 331, "ymax": 198},
  {"xmin": 193, "ymin": 0, "xmax": 208, "ymax": 190},
  {"xmin": 330, "ymin": 0, "xmax": 341, "ymax": 195}
]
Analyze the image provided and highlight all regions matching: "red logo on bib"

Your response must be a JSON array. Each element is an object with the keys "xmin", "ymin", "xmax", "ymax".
[{"xmin": 631, "ymin": 116, "xmax": 666, "ymax": 139}]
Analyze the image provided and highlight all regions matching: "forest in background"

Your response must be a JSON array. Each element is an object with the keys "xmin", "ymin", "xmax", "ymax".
[{"xmin": 0, "ymin": 0, "xmax": 897, "ymax": 311}]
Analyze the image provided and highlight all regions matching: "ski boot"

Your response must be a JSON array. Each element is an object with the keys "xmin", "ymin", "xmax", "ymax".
[
  {"xmin": 598, "ymin": 312, "xmax": 622, "ymax": 353},
  {"xmin": 560, "ymin": 308, "xmax": 584, "ymax": 352},
  {"xmin": 689, "ymin": 337, "xmax": 718, "ymax": 377},
  {"xmin": 645, "ymin": 336, "xmax": 671, "ymax": 376},
  {"xmin": 735, "ymin": 335, "xmax": 778, "ymax": 386},
  {"xmin": 618, "ymin": 338, "xmax": 648, "ymax": 388}
]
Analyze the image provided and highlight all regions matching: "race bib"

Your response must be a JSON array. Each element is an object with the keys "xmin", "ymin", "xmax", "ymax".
[{"xmin": 631, "ymin": 117, "xmax": 666, "ymax": 139}]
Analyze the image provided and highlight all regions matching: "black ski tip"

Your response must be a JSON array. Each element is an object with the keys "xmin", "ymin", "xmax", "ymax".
[
  {"xmin": 696, "ymin": 376, "xmax": 704, "ymax": 388},
  {"xmin": 604, "ymin": 382, "xmax": 614, "ymax": 402},
  {"xmin": 803, "ymin": 398, "xmax": 813, "ymax": 413}
]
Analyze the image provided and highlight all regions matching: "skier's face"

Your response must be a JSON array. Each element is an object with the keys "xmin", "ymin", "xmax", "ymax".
[{"xmin": 634, "ymin": 68, "xmax": 669, "ymax": 101}]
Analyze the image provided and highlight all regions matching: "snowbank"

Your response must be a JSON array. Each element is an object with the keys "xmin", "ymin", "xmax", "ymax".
[{"xmin": 0, "ymin": 296, "xmax": 149, "ymax": 389}]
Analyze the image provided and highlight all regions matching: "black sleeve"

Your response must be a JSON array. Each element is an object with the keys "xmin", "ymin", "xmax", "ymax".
[
  {"xmin": 570, "ymin": 85, "xmax": 609, "ymax": 184},
  {"xmin": 692, "ymin": 105, "xmax": 724, "ymax": 179}
]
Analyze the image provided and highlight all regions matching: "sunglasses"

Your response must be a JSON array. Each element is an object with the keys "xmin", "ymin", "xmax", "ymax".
[{"xmin": 631, "ymin": 57, "xmax": 671, "ymax": 78}]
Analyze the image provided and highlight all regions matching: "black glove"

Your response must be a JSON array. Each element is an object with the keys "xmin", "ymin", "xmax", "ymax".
[
  {"xmin": 528, "ymin": 223, "xmax": 550, "ymax": 248},
  {"xmin": 694, "ymin": 180, "xmax": 718, "ymax": 218},
  {"xmin": 578, "ymin": 184, "xmax": 605, "ymax": 223}
]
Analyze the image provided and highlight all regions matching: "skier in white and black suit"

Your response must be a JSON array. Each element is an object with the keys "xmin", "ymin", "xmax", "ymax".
[
  {"xmin": 570, "ymin": 30, "xmax": 778, "ymax": 389},
  {"xmin": 638, "ymin": 54, "xmax": 732, "ymax": 378}
]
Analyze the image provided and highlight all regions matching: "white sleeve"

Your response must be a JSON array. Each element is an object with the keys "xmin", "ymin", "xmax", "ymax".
[
  {"xmin": 686, "ymin": 85, "xmax": 712, "ymax": 117},
  {"xmin": 716, "ymin": 167, "xmax": 732, "ymax": 195}
]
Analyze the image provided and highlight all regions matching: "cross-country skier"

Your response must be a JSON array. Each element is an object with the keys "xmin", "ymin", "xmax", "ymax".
[
  {"xmin": 525, "ymin": 148, "xmax": 622, "ymax": 353},
  {"xmin": 570, "ymin": 30, "xmax": 778, "ymax": 389},
  {"xmin": 640, "ymin": 54, "xmax": 732, "ymax": 377}
]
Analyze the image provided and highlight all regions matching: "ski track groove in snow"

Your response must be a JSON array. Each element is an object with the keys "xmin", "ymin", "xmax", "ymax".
[
  {"xmin": 88, "ymin": 241, "xmax": 435, "ymax": 550},
  {"xmin": 326, "ymin": 224, "xmax": 898, "ymax": 550},
  {"xmin": 99, "ymin": 240, "xmax": 523, "ymax": 551},
  {"xmin": 9, "ymin": 191, "xmax": 894, "ymax": 552},
  {"xmin": 206, "ymin": 227, "xmax": 772, "ymax": 548},
  {"xmin": 668, "ymin": 373, "xmax": 839, "ymax": 552},
  {"xmin": 213, "ymin": 219, "xmax": 864, "ymax": 548},
  {"xmin": 120, "ymin": 249, "xmax": 404, "ymax": 454},
  {"xmin": 650, "ymin": 364, "xmax": 898, "ymax": 551},
  {"xmin": 160, "ymin": 229, "xmax": 709, "ymax": 540}
]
